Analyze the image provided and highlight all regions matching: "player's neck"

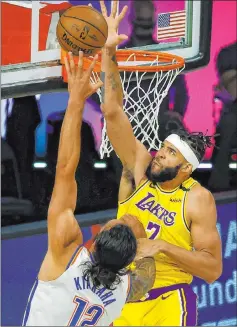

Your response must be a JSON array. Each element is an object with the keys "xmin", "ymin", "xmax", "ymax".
[{"xmin": 158, "ymin": 176, "xmax": 189, "ymax": 191}]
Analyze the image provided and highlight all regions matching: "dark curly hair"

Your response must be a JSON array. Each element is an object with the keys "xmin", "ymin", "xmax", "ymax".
[
  {"xmin": 82, "ymin": 224, "xmax": 137, "ymax": 290},
  {"xmin": 172, "ymin": 129, "xmax": 213, "ymax": 162}
]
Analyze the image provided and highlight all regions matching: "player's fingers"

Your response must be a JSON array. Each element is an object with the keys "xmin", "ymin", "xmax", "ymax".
[
  {"xmin": 111, "ymin": 0, "xmax": 118, "ymax": 18},
  {"xmin": 118, "ymin": 34, "xmax": 128, "ymax": 42},
  {"xmin": 68, "ymin": 52, "xmax": 75, "ymax": 76},
  {"xmin": 86, "ymin": 54, "xmax": 99, "ymax": 78},
  {"xmin": 118, "ymin": 5, "xmax": 128, "ymax": 21},
  {"xmin": 118, "ymin": 5, "xmax": 128, "ymax": 22},
  {"xmin": 93, "ymin": 79, "xmax": 104, "ymax": 91},
  {"xmin": 77, "ymin": 51, "xmax": 84, "ymax": 78},
  {"xmin": 99, "ymin": 1, "xmax": 108, "ymax": 17},
  {"xmin": 64, "ymin": 55, "xmax": 71, "ymax": 77}
]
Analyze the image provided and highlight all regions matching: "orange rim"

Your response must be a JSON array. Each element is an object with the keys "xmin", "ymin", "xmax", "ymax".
[{"xmin": 61, "ymin": 49, "xmax": 185, "ymax": 81}]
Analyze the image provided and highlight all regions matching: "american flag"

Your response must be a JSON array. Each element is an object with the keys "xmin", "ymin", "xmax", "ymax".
[{"xmin": 157, "ymin": 10, "xmax": 186, "ymax": 41}]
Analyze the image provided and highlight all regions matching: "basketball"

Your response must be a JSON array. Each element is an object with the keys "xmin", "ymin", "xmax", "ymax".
[{"xmin": 56, "ymin": 5, "xmax": 108, "ymax": 57}]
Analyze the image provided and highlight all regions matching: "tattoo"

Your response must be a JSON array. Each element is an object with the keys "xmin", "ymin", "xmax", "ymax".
[
  {"xmin": 127, "ymin": 257, "xmax": 156, "ymax": 302},
  {"xmin": 105, "ymin": 48, "xmax": 117, "ymax": 60},
  {"xmin": 100, "ymin": 71, "xmax": 105, "ymax": 103},
  {"xmin": 111, "ymin": 54, "xmax": 118, "ymax": 66},
  {"xmin": 108, "ymin": 73, "xmax": 118, "ymax": 90}
]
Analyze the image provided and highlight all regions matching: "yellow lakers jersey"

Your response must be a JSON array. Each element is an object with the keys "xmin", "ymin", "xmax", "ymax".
[{"xmin": 117, "ymin": 177, "xmax": 198, "ymax": 289}]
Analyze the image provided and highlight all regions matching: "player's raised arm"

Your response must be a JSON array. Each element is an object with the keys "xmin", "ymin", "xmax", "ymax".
[
  {"xmin": 47, "ymin": 52, "xmax": 103, "ymax": 254},
  {"xmin": 99, "ymin": 1, "xmax": 150, "ymax": 185}
]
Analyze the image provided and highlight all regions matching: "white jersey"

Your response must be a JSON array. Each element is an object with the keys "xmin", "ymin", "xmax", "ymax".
[{"xmin": 23, "ymin": 246, "xmax": 131, "ymax": 326}]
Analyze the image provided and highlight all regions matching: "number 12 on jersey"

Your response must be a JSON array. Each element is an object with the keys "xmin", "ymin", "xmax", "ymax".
[{"xmin": 67, "ymin": 296, "xmax": 104, "ymax": 326}]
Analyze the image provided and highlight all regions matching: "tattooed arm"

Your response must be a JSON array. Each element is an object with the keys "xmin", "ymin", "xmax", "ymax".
[
  {"xmin": 99, "ymin": 1, "xmax": 151, "ymax": 187},
  {"xmin": 101, "ymin": 50, "xmax": 123, "ymax": 105},
  {"xmin": 100, "ymin": 46, "xmax": 137, "ymax": 176},
  {"xmin": 127, "ymin": 257, "xmax": 156, "ymax": 302}
]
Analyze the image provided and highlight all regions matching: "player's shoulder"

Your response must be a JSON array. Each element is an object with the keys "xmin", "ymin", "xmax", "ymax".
[
  {"xmin": 187, "ymin": 184, "xmax": 216, "ymax": 216},
  {"xmin": 64, "ymin": 245, "xmax": 89, "ymax": 267},
  {"xmin": 189, "ymin": 183, "xmax": 214, "ymax": 201}
]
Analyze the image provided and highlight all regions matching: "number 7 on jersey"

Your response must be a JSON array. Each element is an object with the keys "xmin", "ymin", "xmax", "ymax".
[{"xmin": 146, "ymin": 221, "xmax": 161, "ymax": 240}]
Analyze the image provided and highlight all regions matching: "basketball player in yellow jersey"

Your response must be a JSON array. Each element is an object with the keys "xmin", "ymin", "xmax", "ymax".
[{"xmin": 99, "ymin": 1, "xmax": 223, "ymax": 325}]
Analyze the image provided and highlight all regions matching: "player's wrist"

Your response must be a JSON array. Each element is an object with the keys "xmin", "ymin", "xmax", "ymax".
[
  {"xmin": 104, "ymin": 46, "xmax": 116, "ymax": 57},
  {"xmin": 153, "ymin": 239, "xmax": 168, "ymax": 254},
  {"xmin": 68, "ymin": 97, "xmax": 85, "ymax": 109},
  {"xmin": 159, "ymin": 240, "xmax": 172, "ymax": 255}
]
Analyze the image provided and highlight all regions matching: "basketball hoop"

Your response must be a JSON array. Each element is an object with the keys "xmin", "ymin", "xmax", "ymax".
[{"xmin": 61, "ymin": 49, "xmax": 185, "ymax": 158}]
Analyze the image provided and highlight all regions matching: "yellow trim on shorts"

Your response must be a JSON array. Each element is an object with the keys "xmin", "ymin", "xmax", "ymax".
[{"xmin": 180, "ymin": 288, "xmax": 188, "ymax": 326}]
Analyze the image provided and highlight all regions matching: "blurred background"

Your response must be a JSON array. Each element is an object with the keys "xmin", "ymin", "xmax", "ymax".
[
  {"xmin": 2, "ymin": 1, "xmax": 236, "ymax": 225},
  {"xmin": 1, "ymin": 0, "xmax": 237, "ymax": 326}
]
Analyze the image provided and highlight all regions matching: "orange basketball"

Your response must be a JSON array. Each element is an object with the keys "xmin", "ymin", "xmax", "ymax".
[{"xmin": 56, "ymin": 5, "xmax": 108, "ymax": 57}]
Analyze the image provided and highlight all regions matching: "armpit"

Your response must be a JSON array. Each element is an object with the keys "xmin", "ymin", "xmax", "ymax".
[{"xmin": 122, "ymin": 167, "xmax": 135, "ymax": 182}]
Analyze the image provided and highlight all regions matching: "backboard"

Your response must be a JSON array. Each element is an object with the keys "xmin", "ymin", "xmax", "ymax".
[{"xmin": 1, "ymin": 0, "xmax": 213, "ymax": 98}]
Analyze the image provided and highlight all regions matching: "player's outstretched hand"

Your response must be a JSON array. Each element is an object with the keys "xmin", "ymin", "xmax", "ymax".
[
  {"xmin": 100, "ymin": 0, "xmax": 128, "ymax": 49},
  {"xmin": 135, "ymin": 238, "xmax": 167, "ymax": 261},
  {"xmin": 64, "ymin": 51, "xmax": 103, "ymax": 101}
]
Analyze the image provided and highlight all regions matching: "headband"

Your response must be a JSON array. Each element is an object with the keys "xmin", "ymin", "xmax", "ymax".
[{"xmin": 165, "ymin": 134, "xmax": 200, "ymax": 171}]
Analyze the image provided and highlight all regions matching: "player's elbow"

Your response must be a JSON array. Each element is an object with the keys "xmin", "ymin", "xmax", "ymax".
[
  {"xmin": 205, "ymin": 274, "xmax": 220, "ymax": 284},
  {"xmin": 213, "ymin": 265, "xmax": 223, "ymax": 282},
  {"xmin": 101, "ymin": 103, "xmax": 121, "ymax": 120},
  {"xmin": 56, "ymin": 162, "xmax": 75, "ymax": 178},
  {"xmin": 205, "ymin": 262, "xmax": 223, "ymax": 284},
  {"xmin": 213, "ymin": 259, "xmax": 223, "ymax": 282},
  {"xmin": 56, "ymin": 163, "xmax": 67, "ymax": 174}
]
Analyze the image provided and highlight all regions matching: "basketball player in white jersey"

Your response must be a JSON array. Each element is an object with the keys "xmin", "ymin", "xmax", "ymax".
[{"xmin": 22, "ymin": 52, "xmax": 156, "ymax": 326}]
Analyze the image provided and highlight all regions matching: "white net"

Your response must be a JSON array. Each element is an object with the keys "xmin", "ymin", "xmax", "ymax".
[{"xmin": 90, "ymin": 52, "xmax": 185, "ymax": 158}]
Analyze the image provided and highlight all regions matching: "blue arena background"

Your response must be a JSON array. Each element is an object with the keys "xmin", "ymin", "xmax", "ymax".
[{"xmin": 1, "ymin": 201, "xmax": 236, "ymax": 326}]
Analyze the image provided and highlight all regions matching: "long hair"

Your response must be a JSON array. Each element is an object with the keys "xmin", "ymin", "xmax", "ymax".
[{"xmin": 82, "ymin": 224, "xmax": 137, "ymax": 290}]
